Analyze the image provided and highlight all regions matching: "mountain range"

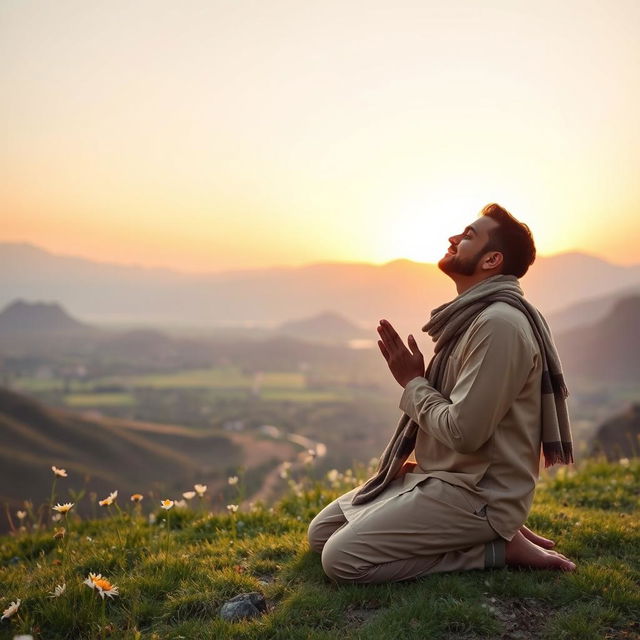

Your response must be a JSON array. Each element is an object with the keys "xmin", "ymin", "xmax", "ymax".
[
  {"xmin": 2, "ymin": 242, "xmax": 640, "ymax": 338},
  {"xmin": 590, "ymin": 403, "xmax": 640, "ymax": 460},
  {"xmin": 555, "ymin": 296, "xmax": 640, "ymax": 381},
  {"xmin": 1, "ymin": 291, "xmax": 640, "ymax": 384},
  {"xmin": 0, "ymin": 300, "xmax": 377, "ymax": 368}
]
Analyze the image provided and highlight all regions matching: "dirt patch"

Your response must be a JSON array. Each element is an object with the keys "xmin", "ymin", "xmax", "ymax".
[
  {"xmin": 438, "ymin": 597, "xmax": 549, "ymax": 640},
  {"xmin": 344, "ymin": 600, "xmax": 386, "ymax": 627},
  {"xmin": 484, "ymin": 597, "xmax": 548, "ymax": 640},
  {"xmin": 603, "ymin": 620, "xmax": 640, "ymax": 639}
]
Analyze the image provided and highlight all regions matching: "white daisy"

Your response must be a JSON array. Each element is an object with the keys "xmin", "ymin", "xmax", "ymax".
[
  {"xmin": 1, "ymin": 598, "xmax": 21, "ymax": 620},
  {"xmin": 48, "ymin": 583, "xmax": 66, "ymax": 598},
  {"xmin": 52, "ymin": 503, "xmax": 74, "ymax": 514},
  {"xmin": 83, "ymin": 573, "xmax": 119, "ymax": 599}
]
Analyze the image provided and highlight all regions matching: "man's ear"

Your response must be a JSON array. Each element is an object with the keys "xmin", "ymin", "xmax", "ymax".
[{"xmin": 482, "ymin": 251, "xmax": 503, "ymax": 271}]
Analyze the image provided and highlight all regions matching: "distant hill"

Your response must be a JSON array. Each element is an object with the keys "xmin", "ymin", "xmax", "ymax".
[
  {"xmin": 0, "ymin": 299, "xmax": 94, "ymax": 334},
  {"xmin": 548, "ymin": 282, "xmax": 640, "ymax": 333},
  {"xmin": 0, "ymin": 386, "xmax": 241, "ymax": 519},
  {"xmin": 556, "ymin": 296, "xmax": 640, "ymax": 381},
  {"xmin": 276, "ymin": 311, "xmax": 369, "ymax": 343},
  {"xmin": 0, "ymin": 299, "xmax": 104, "ymax": 356},
  {"xmin": 521, "ymin": 251, "xmax": 640, "ymax": 315},
  {"xmin": 2, "ymin": 242, "xmax": 640, "ymax": 339},
  {"xmin": 0, "ymin": 299, "xmax": 221, "ymax": 365},
  {"xmin": 96, "ymin": 327, "xmax": 216, "ymax": 369},
  {"xmin": 590, "ymin": 403, "xmax": 640, "ymax": 460},
  {"xmin": 0, "ymin": 300, "xmax": 389, "ymax": 390}
]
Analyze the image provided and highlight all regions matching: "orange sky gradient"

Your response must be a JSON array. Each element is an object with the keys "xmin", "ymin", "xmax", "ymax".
[{"xmin": 2, "ymin": 1, "xmax": 639, "ymax": 274}]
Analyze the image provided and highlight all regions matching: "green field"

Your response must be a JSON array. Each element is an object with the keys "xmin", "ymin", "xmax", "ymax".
[
  {"xmin": 11, "ymin": 368, "xmax": 308, "ymax": 393},
  {"xmin": 63, "ymin": 393, "xmax": 136, "ymax": 407},
  {"xmin": 119, "ymin": 368, "xmax": 306, "ymax": 390},
  {"xmin": 11, "ymin": 378, "xmax": 87, "ymax": 393},
  {"xmin": 11, "ymin": 367, "xmax": 360, "ymax": 410},
  {"xmin": 259, "ymin": 389, "xmax": 350, "ymax": 403},
  {"xmin": 1, "ymin": 458, "xmax": 638, "ymax": 639}
]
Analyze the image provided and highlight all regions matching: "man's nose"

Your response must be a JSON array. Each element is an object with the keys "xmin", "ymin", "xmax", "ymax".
[{"xmin": 449, "ymin": 233, "xmax": 461, "ymax": 246}]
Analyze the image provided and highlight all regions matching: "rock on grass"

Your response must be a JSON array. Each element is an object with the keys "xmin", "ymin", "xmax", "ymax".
[{"xmin": 219, "ymin": 592, "xmax": 268, "ymax": 622}]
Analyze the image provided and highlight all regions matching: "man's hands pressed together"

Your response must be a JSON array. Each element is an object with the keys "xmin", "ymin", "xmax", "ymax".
[{"xmin": 377, "ymin": 319, "xmax": 425, "ymax": 388}]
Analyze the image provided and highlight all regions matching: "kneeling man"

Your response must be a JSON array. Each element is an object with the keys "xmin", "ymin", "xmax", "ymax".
[{"xmin": 308, "ymin": 203, "xmax": 576, "ymax": 583}]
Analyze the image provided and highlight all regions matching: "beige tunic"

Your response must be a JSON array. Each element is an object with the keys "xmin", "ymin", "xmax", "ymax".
[{"xmin": 340, "ymin": 300, "xmax": 542, "ymax": 542}]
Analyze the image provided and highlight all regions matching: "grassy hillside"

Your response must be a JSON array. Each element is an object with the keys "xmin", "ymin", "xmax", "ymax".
[
  {"xmin": 1, "ymin": 458, "xmax": 638, "ymax": 639},
  {"xmin": 0, "ymin": 387, "xmax": 244, "ymax": 519}
]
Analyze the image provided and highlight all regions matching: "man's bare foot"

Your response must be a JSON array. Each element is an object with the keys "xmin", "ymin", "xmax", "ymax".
[
  {"xmin": 506, "ymin": 530, "xmax": 576, "ymax": 571},
  {"xmin": 520, "ymin": 524, "xmax": 555, "ymax": 549}
]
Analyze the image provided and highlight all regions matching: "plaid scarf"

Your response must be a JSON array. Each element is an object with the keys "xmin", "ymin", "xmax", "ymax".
[{"xmin": 352, "ymin": 274, "xmax": 573, "ymax": 506}]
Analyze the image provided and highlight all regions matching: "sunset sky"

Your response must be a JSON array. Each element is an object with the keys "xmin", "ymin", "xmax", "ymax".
[{"xmin": 2, "ymin": 0, "xmax": 639, "ymax": 273}]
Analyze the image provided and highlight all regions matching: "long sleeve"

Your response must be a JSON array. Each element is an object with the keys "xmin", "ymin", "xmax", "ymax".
[{"xmin": 399, "ymin": 313, "xmax": 536, "ymax": 455}]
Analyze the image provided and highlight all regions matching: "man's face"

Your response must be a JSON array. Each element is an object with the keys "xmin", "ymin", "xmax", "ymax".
[{"xmin": 438, "ymin": 216, "xmax": 500, "ymax": 277}]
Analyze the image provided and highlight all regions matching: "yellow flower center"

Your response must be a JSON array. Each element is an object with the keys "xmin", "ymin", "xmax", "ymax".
[{"xmin": 92, "ymin": 577, "xmax": 113, "ymax": 591}]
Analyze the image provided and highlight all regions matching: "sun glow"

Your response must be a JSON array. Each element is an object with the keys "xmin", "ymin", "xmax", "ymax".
[
  {"xmin": 2, "ymin": 2, "xmax": 639, "ymax": 270},
  {"xmin": 380, "ymin": 185, "xmax": 528, "ymax": 264}
]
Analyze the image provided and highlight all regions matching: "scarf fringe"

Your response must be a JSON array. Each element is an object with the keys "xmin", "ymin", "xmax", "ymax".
[{"xmin": 543, "ymin": 441, "xmax": 574, "ymax": 467}]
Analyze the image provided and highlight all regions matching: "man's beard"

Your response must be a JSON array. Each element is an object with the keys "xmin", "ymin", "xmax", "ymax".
[{"xmin": 438, "ymin": 245, "xmax": 487, "ymax": 277}]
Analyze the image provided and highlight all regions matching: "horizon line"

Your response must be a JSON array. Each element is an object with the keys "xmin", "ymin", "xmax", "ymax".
[{"xmin": 0, "ymin": 239, "xmax": 636, "ymax": 276}]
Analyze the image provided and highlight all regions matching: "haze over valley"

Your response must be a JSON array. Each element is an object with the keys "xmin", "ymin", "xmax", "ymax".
[{"xmin": 1, "ymin": 243, "xmax": 638, "ymax": 527}]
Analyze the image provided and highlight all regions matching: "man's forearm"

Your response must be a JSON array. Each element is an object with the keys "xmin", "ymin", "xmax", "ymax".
[{"xmin": 399, "ymin": 376, "xmax": 478, "ymax": 454}]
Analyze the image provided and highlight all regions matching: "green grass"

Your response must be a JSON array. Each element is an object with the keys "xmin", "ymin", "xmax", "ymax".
[{"xmin": 1, "ymin": 459, "xmax": 638, "ymax": 639}]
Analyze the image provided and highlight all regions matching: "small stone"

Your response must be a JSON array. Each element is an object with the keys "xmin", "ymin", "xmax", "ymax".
[{"xmin": 219, "ymin": 592, "xmax": 267, "ymax": 622}]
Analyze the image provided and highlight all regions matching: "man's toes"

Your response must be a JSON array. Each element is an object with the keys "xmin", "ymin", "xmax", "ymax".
[
  {"xmin": 531, "ymin": 533, "xmax": 555, "ymax": 549},
  {"xmin": 551, "ymin": 554, "xmax": 576, "ymax": 571},
  {"xmin": 520, "ymin": 525, "xmax": 555, "ymax": 549}
]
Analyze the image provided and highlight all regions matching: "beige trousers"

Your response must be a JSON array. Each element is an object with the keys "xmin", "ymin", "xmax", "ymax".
[{"xmin": 307, "ymin": 477, "xmax": 506, "ymax": 584}]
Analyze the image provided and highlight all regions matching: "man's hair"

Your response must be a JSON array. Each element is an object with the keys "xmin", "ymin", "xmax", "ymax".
[{"xmin": 480, "ymin": 203, "xmax": 536, "ymax": 278}]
